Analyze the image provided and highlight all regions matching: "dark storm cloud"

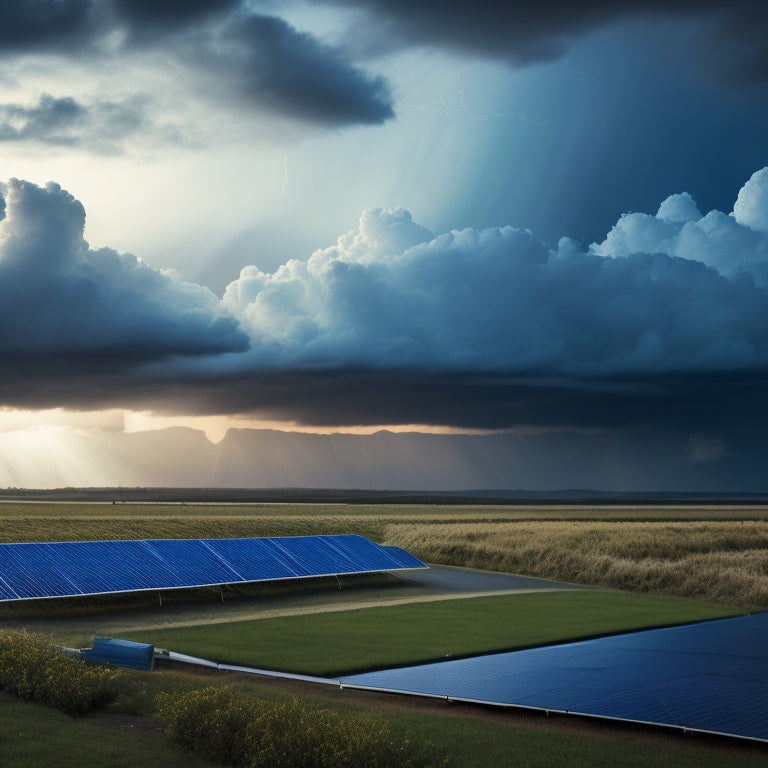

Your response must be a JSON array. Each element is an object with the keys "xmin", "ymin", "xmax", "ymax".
[
  {"xmin": 3, "ymin": 365, "xmax": 766, "ymax": 446},
  {"xmin": 110, "ymin": 0, "xmax": 240, "ymax": 29},
  {"xmin": 0, "ymin": 1, "xmax": 393, "ymax": 129},
  {"xmin": 0, "ymin": 179, "xmax": 248, "ymax": 379},
  {"xmin": 155, "ymin": 369, "xmax": 768, "ymax": 438},
  {"xmin": 0, "ymin": 0, "xmax": 240, "ymax": 50},
  {"xmin": 326, "ymin": 0, "xmax": 768, "ymax": 83},
  {"xmin": 0, "ymin": 0, "xmax": 93, "ymax": 50},
  {"xmin": 703, "ymin": 3, "xmax": 768, "ymax": 84},
  {"xmin": 204, "ymin": 14, "xmax": 394, "ymax": 126},
  {"xmin": 111, "ymin": 3, "xmax": 394, "ymax": 127},
  {"xmin": 118, "ymin": 6, "xmax": 396, "ymax": 127},
  {"xmin": 3, "ymin": 168, "xmax": 768, "ymax": 440}
]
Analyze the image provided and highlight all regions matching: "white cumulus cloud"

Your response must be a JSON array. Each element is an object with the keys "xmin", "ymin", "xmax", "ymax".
[
  {"xmin": 733, "ymin": 167, "xmax": 768, "ymax": 233},
  {"xmin": 590, "ymin": 168, "xmax": 768, "ymax": 286},
  {"xmin": 223, "ymin": 167, "xmax": 768, "ymax": 376}
]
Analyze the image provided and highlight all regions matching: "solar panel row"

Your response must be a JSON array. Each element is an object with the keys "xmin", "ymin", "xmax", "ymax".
[
  {"xmin": 0, "ymin": 535, "xmax": 426, "ymax": 601},
  {"xmin": 341, "ymin": 612, "xmax": 768, "ymax": 742}
]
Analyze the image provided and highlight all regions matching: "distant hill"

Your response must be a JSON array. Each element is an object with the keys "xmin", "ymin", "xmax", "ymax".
[
  {"xmin": 2, "ymin": 426, "xmax": 767, "ymax": 496},
  {"xmin": 1, "ymin": 486, "xmax": 767, "ymax": 505}
]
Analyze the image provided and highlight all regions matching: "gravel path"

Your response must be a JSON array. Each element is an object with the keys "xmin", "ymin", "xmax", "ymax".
[{"xmin": 1, "ymin": 566, "xmax": 585, "ymax": 639}]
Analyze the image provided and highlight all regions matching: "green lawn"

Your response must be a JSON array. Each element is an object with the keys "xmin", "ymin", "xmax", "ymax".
[{"xmin": 129, "ymin": 590, "xmax": 741, "ymax": 676}]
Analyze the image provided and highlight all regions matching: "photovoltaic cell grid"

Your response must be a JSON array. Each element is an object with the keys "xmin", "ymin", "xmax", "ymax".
[
  {"xmin": 341, "ymin": 612, "xmax": 768, "ymax": 742},
  {"xmin": 0, "ymin": 535, "xmax": 426, "ymax": 601}
]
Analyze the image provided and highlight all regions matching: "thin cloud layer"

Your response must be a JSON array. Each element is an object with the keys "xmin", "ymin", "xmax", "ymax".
[
  {"xmin": 0, "ymin": 178, "xmax": 247, "ymax": 373},
  {"xmin": 0, "ymin": 93, "xmax": 157, "ymax": 153}
]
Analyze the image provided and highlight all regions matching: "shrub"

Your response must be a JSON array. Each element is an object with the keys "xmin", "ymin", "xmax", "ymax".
[
  {"xmin": 0, "ymin": 630, "xmax": 124, "ymax": 715},
  {"xmin": 156, "ymin": 685, "xmax": 448, "ymax": 768}
]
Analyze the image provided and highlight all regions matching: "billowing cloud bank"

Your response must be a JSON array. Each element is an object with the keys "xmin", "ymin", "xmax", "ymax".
[
  {"xmin": 2, "ymin": 168, "xmax": 768, "ymax": 435},
  {"xmin": 222, "ymin": 167, "xmax": 768, "ymax": 377},
  {"xmin": 0, "ymin": 178, "xmax": 247, "ymax": 369}
]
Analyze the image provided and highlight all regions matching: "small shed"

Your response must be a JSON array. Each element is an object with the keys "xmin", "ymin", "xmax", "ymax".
[{"xmin": 81, "ymin": 637, "xmax": 155, "ymax": 671}]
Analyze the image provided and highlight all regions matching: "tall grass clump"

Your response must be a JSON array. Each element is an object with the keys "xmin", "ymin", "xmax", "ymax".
[
  {"xmin": 0, "ymin": 630, "xmax": 124, "ymax": 715},
  {"xmin": 156, "ymin": 685, "xmax": 448, "ymax": 768}
]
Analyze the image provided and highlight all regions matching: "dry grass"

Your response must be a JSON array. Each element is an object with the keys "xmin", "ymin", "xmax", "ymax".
[
  {"xmin": 385, "ymin": 520, "xmax": 768, "ymax": 609},
  {"xmin": 2, "ymin": 503, "xmax": 767, "ymax": 610},
  {"xmin": 0, "ymin": 514, "xmax": 384, "ymax": 544}
]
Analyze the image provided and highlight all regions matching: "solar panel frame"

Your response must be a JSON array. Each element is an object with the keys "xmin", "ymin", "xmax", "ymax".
[{"xmin": 0, "ymin": 535, "xmax": 427, "ymax": 602}]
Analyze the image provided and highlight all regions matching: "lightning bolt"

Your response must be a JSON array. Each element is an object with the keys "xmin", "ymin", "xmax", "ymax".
[{"xmin": 272, "ymin": 152, "xmax": 288, "ymax": 200}]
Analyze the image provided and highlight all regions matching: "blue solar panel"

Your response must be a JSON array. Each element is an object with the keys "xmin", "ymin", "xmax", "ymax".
[
  {"xmin": 0, "ymin": 535, "xmax": 426, "ymax": 601},
  {"xmin": 341, "ymin": 612, "xmax": 768, "ymax": 742}
]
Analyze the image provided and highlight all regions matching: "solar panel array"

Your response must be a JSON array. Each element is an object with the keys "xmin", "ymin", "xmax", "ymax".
[
  {"xmin": 341, "ymin": 612, "xmax": 768, "ymax": 742},
  {"xmin": 0, "ymin": 535, "xmax": 426, "ymax": 601}
]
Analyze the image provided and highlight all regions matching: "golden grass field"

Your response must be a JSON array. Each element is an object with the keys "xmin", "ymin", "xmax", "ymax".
[{"xmin": 2, "ymin": 502, "xmax": 767, "ymax": 610}]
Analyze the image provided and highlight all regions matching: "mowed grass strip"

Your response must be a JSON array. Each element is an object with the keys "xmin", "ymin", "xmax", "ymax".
[{"xmin": 131, "ymin": 591, "xmax": 740, "ymax": 677}]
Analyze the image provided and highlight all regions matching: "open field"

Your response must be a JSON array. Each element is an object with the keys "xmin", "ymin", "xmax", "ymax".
[
  {"xmin": 1, "ymin": 502, "xmax": 767, "ymax": 767},
  {"xmin": 5, "ymin": 500, "xmax": 768, "ymax": 524},
  {"xmin": 2, "ymin": 502, "xmax": 768, "ymax": 609}
]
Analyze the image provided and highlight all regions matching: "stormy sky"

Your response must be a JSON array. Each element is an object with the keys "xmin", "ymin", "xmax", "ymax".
[{"xmin": 2, "ymin": 0, "xmax": 768, "ymax": 490}]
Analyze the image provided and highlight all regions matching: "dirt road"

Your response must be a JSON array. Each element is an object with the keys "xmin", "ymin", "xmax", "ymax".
[
  {"xmin": 121, "ymin": 566, "xmax": 584, "ymax": 632},
  {"xmin": 1, "ymin": 565, "xmax": 584, "ymax": 639}
]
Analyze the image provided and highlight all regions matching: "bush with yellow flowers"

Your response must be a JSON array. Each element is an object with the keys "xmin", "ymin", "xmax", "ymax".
[
  {"xmin": 156, "ymin": 685, "xmax": 448, "ymax": 768},
  {"xmin": 0, "ymin": 629, "xmax": 124, "ymax": 715}
]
